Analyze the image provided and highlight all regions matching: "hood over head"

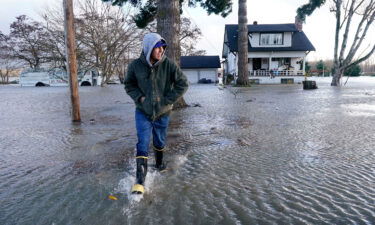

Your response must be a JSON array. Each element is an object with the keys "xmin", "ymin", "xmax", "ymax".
[{"xmin": 142, "ymin": 33, "xmax": 167, "ymax": 67}]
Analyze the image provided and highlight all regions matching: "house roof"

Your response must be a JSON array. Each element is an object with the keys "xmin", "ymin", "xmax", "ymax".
[
  {"xmin": 246, "ymin": 23, "xmax": 299, "ymax": 32},
  {"xmin": 223, "ymin": 23, "xmax": 315, "ymax": 56},
  {"xmin": 180, "ymin": 56, "xmax": 221, "ymax": 69}
]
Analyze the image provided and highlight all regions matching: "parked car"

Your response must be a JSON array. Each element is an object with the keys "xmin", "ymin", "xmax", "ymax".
[
  {"xmin": 19, "ymin": 68, "xmax": 101, "ymax": 87},
  {"xmin": 19, "ymin": 69, "xmax": 50, "ymax": 87}
]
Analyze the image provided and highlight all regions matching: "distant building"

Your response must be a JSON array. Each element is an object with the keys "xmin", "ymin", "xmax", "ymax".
[
  {"xmin": 180, "ymin": 56, "xmax": 221, "ymax": 84},
  {"xmin": 222, "ymin": 18, "xmax": 315, "ymax": 84}
]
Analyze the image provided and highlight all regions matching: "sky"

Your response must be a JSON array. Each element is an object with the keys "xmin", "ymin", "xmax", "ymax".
[{"xmin": 0, "ymin": 0, "xmax": 373, "ymax": 62}]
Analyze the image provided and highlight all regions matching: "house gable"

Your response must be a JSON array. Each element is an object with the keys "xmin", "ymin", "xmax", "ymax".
[{"xmin": 223, "ymin": 23, "xmax": 315, "ymax": 57}]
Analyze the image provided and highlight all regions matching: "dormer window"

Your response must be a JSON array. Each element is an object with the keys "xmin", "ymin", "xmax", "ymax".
[{"xmin": 260, "ymin": 33, "xmax": 283, "ymax": 45}]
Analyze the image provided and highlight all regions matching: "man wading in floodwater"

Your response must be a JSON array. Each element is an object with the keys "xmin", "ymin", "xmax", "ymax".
[{"xmin": 125, "ymin": 33, "xmax": 189, "ymax": 194}]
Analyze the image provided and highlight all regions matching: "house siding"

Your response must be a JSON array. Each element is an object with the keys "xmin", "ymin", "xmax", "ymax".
[
  {"xmin": 223, "ymin": 31, "xmax": 229, "ymax": 57},
  {"xmin": 227, "ymin": 52, "xmax": 236, "ymax": 75}
]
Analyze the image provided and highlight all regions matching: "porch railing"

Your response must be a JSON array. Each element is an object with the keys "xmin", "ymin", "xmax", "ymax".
[{"xmin": 249, "ymin": 70, "xmax": 304, "ymax": 77}]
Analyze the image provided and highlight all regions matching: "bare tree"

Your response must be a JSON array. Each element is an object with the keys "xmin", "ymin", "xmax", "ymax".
[
  {"xmin": 0, "ymin": 32, "xmax": 10, "ymax": 83},
  {"xmin": 5, "ymin": 15, "xmax": 53, "ymax": 69},
  {"xmin": 180, "ymin": 17, "xmax": 206, "ymax": 56},
  {"xmin": 0, "ymin": 55, "xmax": 15, "ymax": 84},
  {"xmin": 42, "ymin": 0, "xmax": 144, "ymax": 85},
  {"xmin": 362, "ymin": 56, "xmax": 375, "ymax": 73},
  {"xmin": 298, "ymin": 0, "xmax": 375, "ymax": 86},
  {"xmin": 181, "ymin": 44, "xmax": 206, "ymax": 56},
  {"xmin": 75, "ymin": 0, "xmax": 143, "ymax": 85},
  {"xmin": 330, "ymin": 0, "xmax": 375, "ymax": 86},
  {"xmin": 0, "ymin": 32, "xmax": 22, "ymax": 84},
  {"xmin": 0, "ymin": 57, "xmax": 21, "ymax": 84},
  {"xmin": 146, "ymin": 17, "xmax": 206, "ymax": 56},
  {"xmin": 0, "ymin": 66, "xmax": 11, "ymax": 84},
  {"xmin": 41, "ymin": 2, "xmax": 89, "ymax": 71},
  {"xmin": 42, "ymin": 14, "xmax": 70, "ymax": 69}
]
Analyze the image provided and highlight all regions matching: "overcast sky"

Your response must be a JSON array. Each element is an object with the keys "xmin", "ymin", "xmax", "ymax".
[{"xmin": 0, "ymin": 0, "xmax": 373, "ymax": 61}]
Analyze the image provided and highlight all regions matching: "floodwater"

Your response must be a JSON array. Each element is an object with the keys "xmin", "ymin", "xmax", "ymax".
[{"xmin": 1, "ymin": 77, "xmax": 374, "ymax": 225}]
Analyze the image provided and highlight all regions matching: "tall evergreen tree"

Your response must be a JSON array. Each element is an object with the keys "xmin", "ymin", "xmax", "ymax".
[
  {"xmin": 296, "ymin": 0, "xmax": 326, "ymax": 22},
  {"xmin": 316, "ymin": 59, "xmax": 325, "ymax": 76},
  {"xmin": 344, "ymin": 64, "xmax": 361, "ymax": 77},
  {"xmin": 237, "ymin": 0, "xmax": 249, "ymax": 85}
]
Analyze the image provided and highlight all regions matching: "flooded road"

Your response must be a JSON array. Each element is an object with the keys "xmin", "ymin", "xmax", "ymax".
[{"xmin": 1, "ymin": 77, "xmax": 375, "ymax": 224}]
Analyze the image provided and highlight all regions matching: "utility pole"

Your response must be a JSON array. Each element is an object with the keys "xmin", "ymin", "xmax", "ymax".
[{"xmin": 63, "ymin": 0, "xmax": 81, "ymax": 122}]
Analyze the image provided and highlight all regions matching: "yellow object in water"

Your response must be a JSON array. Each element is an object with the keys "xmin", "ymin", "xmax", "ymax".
[
  {"xmin": 131, "ymin": 184, "xmax": 145, "ymax": 194},
  {"xmin": 108, "ymin": 195, "xmax": 118, "ymax": 200}
]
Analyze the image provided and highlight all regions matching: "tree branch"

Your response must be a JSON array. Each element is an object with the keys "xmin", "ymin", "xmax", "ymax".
[
  {"xmin": 344, "ymin": 44, "xmax": 375, "ymax": 69},
  {"xmin": 344, "ymin": 5, "xmax": 375, "ymax": 65},
  {"xmin": 339, "ymin": 0, "xmax": 356, "ymax": 65}
]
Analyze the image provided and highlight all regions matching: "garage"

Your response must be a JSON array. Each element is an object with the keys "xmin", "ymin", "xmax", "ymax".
[
  {"xmin": 183, "ymin": 70, "xmax": 199, "ymax": 83},
  {"xmin": 180, "ymin": 56, "xmax": 221, "ymax": 84}
]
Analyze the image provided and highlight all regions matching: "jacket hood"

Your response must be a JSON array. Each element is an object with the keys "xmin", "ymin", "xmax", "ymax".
[{"xmin": 142, "ymin": 33, "xmax": 167, "ymax": 67}]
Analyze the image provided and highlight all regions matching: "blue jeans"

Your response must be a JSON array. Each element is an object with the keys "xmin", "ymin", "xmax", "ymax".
[{"xmin": 135, "ymin": 110, "xmax": 170, "ymax": 157}]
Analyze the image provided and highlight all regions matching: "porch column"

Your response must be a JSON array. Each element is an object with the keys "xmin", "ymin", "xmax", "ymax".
[
  {"xmin": 248, "ymin": 57, "xmax": 251, "ymax": 77},
  {"xmin": 302, "ymin": 55, "xmax": 306, "ymax": 75},
  {"xmin": 269, "ymin": 56, "xmax": 272, "ymax": 70},
  {"xmin": 235, "ymin": 54, "xmax": 238, "ymax": 78}
]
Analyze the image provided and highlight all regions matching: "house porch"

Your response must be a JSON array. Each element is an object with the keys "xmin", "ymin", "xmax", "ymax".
[{"xmin": 248, "ymin": 56, "xmax": 306, "ymax": 77}]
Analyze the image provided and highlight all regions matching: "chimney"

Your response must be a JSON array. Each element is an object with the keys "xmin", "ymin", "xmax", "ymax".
[
  {"xmin": 253, "ymin": 21, "xmax": 258, "ymax": 25},
  {"xmin": 295, "ymin": 16, "xmax": 303, "ymax": 31}
]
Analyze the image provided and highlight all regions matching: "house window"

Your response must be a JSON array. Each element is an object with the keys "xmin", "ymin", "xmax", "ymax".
[
  {"xmin": 260, "ymin": 33, "xmax": 283, "ymax": 45},
  {"xmin": 271, "ymin": 58, "xmax": 291, "ymax": 68}
]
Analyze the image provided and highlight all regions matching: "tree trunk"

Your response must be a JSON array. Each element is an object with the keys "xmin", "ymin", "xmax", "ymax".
[
  {"xmin": 237, "ymin": 0, "xmax": 250, "ymax": 86},
  {"xmin": 157, "ymin": 0, "xmax": 187, "ymax": 108},
  {"xmin": 63, "ymin": 0, "xmax": 81, "ymax": 122},
  {"xmin": 331, "ymin": 69, "xmax": 343, "ymax": 86},
  {"xmin": 157, "ymin": 0, "xmax": 180, "ymax": 65},
  {"xmin": 0, "ymin": 72, "xmax": 4, "ymax": 84},
  {"xmin": 331, "ymin": 0, "xmax": 342, "ymax": 86}
]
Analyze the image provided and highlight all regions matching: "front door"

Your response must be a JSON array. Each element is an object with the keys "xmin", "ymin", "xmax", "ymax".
[{"xmin": 253, "ymin": 58, "xmax": 261, "ymax": 70}]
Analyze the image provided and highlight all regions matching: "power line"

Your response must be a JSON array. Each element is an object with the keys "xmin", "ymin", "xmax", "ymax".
[{"xmin": 182, "ymin": 5, "xmax": 221, "ymax": 54}]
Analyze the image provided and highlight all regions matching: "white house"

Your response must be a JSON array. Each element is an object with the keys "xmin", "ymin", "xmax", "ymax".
[
  {"xmin": 222, "ymin": 18, "xmax": 315, "ymax": 84},
  {"xmin": 180, "ymin": 56, "xmax": 221, "ymax": 84}
]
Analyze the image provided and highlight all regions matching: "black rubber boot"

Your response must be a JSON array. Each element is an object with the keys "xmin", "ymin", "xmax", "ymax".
[
  {"xmin": 132, "ymin": 157, "xmax": 148, "ymax": 194},
  {"xmin": 154, "ymin": 147, "xmax": 166, "ymax": 171},
  {"xmin": 136, "ymin": 157, "xmax": 148, "ymax": 185}
]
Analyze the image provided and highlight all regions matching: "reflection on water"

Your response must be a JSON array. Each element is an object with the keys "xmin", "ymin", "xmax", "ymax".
[{"xmin": 1, "ymin": 77, "xmax": 375, "ymax": 224}]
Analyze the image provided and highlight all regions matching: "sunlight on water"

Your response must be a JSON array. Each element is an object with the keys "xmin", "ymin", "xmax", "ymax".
[
  {"xmin": 341, "ymin": 103, "xmax": 375, "ymax": 117},
  {"xmin": 171, "ymin": 154, "xmax": 188, "ymax": 168}
]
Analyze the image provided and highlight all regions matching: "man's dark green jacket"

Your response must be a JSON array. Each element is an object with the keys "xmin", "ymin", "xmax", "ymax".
[{"xmin": 125, "ymin": 53, "xmax": 189, "ymax": 121}]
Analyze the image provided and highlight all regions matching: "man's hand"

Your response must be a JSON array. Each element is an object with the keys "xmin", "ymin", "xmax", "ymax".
[{"xmin": 140, "ymin": 96, "xmax": 145, "ymax": 103}]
